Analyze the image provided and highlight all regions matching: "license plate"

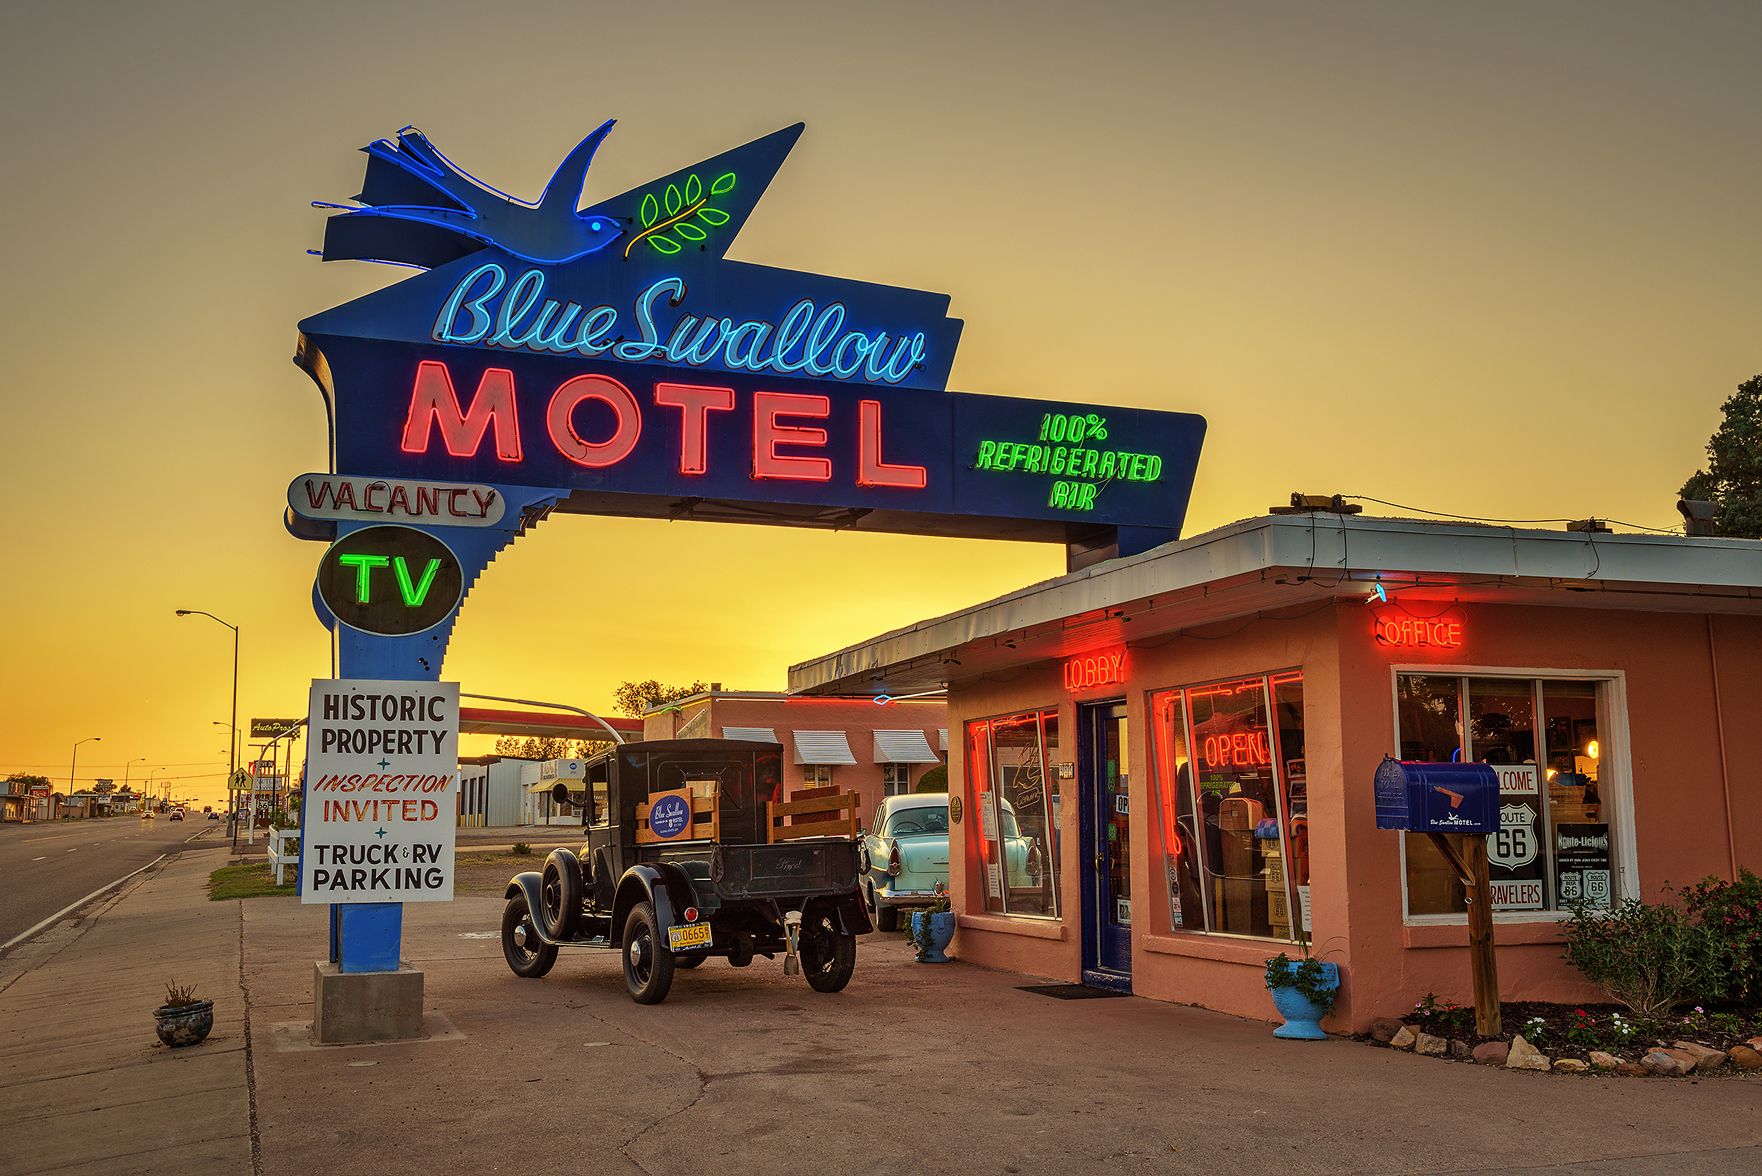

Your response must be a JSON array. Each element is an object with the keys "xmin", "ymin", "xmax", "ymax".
[{"xmin": 668, "ymin": 922, "xmax": 712, "ymax": 951}]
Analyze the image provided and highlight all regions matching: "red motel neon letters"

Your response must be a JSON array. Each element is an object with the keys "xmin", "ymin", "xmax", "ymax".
[{"xmin": 399, "ymin": 360, "xmax": 927, "ymax": 486}]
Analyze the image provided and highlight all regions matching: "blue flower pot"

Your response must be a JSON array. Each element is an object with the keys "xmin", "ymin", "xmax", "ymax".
[
  {"xmin": 1266, "ymin": 960, "xmax": 1338, "ymax": 1039},
  {"xmin": 153, "ymin": 999, "xmax": 214, "ymax": 1048},
  {"xmin": 910, "ymin": 911, "xmax": 957, "ymax": 963}
]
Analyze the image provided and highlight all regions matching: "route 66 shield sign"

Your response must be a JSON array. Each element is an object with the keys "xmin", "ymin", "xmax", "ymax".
[{"xmin": 1490, "ymin": 802, "xmax": 1539, "ymax": 871}]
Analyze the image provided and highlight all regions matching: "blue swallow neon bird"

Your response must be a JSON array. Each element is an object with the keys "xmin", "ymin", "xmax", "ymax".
[{"xmin": 319, "ymin": 122, "xmax": 626, "ymax": 268}]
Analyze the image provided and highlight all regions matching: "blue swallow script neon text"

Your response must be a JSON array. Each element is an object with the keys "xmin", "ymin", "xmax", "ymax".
[{"xmin": 432, "ymin": 264, "xmax": 926, "ymax": 385}]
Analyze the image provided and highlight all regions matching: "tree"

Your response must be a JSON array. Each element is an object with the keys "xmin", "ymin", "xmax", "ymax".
[
  {"xmin": 612, "ymin": 680, "xmax": 709, "ymax": 719},
  {"xmin": 492, "ymin": 736, "xmax": 609, "ymax": 760},
  {"xmin": 1681, "ymin": 373, "xmax": 1762, "ymax": 539},
  {"xmin": 5, "ymin": 773, "xmax": 51, "ymax": 794}
]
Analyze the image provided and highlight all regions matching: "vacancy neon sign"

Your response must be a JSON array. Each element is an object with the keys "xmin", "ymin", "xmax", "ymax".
[{"xmin": 398, "ymin": 360, "xmax": 927, "ymax": 487}]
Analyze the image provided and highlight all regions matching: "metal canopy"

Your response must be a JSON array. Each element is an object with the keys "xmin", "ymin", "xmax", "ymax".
[
  {"xmin": 872, "ymin": 729, "xmax": 941, "ymax": 764},
  {"xmin": 722, "ymin": 726, "xmax": 779, "ymax": 742},
  {"xmin": 788, "ymin": 514, "xmax": 1762, "ymax": 697},
  {"xmin": 793, "ymin": 730, "xmax": 858, "ymax": 765}
]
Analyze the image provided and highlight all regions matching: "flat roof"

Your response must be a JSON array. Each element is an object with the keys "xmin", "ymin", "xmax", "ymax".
[{"xmin": 788, "ymin": 513, "xmax": 1762, "ymax": 696}]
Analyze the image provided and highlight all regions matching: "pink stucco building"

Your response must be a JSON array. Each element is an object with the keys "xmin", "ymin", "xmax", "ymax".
[
  {"xmin": 789, "ymin": 513, "xmax": 1762, "ymax": 1031},
  {"xmin": 641, "ymin": 690, "xmax": 947, "ymax": 829}
]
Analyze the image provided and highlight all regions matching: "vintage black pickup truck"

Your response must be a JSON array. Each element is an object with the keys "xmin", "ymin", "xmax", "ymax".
[{"xmin": 501, "ymin": 738, "xmax": 872, "ymax": 1004}]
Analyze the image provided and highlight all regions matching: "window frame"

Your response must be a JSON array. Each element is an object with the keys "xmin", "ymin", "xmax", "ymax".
[
  {"xmin": 1388, "ymin": 663, "xmax": 1636, "ymax": 925},
  {"xmin": 1147, "ymin": 668, "xmax": 1306, "ymax": 943},
  {"xmin": 800, "ymin": 764, "xmax": 834, "ymax": 789},
  {"xmin": 963, "ymin": 708, "xmax": 1062, "ymax": 921},
  {"xmin": 881, "ymin": 762, "xmax": 912, "ymax": 796}
]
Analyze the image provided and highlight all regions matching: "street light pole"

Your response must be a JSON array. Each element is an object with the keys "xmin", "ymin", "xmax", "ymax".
[
  {"xmin": 178, "ymin": 610, "xmax": 239, "ymax": 848},
  {"xmin": 69, "ymin": 736, "xmax": 100, "ymax": 820},
  {"xmin": 122, "ymin": 757, "xmax": 145, "ymax": 814}
]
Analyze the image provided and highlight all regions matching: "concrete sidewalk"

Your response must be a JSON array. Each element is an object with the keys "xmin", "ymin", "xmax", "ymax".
[
  {"xmin": 5, "ymin": 844, "xmax": 1760, "ymax": 1176},
  {"xmin": 0, "ymin": 840, "xmax": 249, "ymax": 1175}
]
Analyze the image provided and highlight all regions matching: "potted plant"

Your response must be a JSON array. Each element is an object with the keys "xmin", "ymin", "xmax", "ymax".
[
  {"xmin": 905, "ymin": 883, "xmax": 956, "ymax": 963},
  {"xmin": 1264, "ymin": 935, "xmax": 1340, "ymax": 1040},
  {"xmin": 153, "ymin": 980, "xmax": 214, "ymax": 1048}
]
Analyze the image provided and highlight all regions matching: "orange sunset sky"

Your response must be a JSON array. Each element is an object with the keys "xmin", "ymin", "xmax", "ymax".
[{"xmin": 3, "ymin": 2, "xmax": 1758, "ymax": 808}]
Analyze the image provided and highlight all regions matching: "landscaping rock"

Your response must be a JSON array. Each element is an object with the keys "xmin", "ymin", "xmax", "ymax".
[
  {"xmin": 1449, "ymin": 1039, "xmax": 1473, "ymax": 1061},
  {"xmin": 1369, "ymin": 1017, "xmax": 1407, "ymax": 1043},
  {"xmin": 1552, "ymin": 1059, "xmax": 1588, "ymax": 1072},
  {"xmin": 1389, "ymin": 1026, "xmax": 1416, "ymax": 1050},
  {"xmin": 1747, "ymin": 1037, "xmax": 1762, "ymax": 1051},
  {"xmin": 1728, "ymin": 1045, "xmax": 1762, "ymax": 1070},
  {"xmin": 1472, "ymin": 1041, "xmax": 1509, "ymax": 1066},
  {"xmin": 1672, "ymin": 1041, "xmax": 1727, "ymax": 1070},
  {"xmin": 1506, "ymin": 1035, "xmax": 1550, "ymax": 1071},
  {"xmin": 1615, "ymin": 1062, "xmax": 1649, "ymax": 1077},
  {"xmin": 1415, "ymin": 1032, "xmax": 1447, "ymax": 1056},
  {"xmin": 1641, "ymin": 1050, "xmax": 1689, "ymax": 1076},
  {"xmin": 1587, "ymin": 1051, "xmax": 1620, "ymax": 1070},
  {"xmin": 1661, "ymin": 1048, "xmax": 1700, "ymax": 1073}
]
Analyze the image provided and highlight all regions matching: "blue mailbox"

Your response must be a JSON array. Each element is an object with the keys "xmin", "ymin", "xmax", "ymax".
[{"xmin": 1373, "ymin": 757, "xmax": 1499, "ymax": 834}]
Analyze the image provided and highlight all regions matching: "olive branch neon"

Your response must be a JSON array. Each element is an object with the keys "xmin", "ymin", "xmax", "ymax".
[{"xmin": 626, "ymin": 172, "xmax": 736, "ymax": 257}]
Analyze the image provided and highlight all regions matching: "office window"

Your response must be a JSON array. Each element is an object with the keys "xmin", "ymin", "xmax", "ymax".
[{"xmin": 1399, "ymin": 674, "xmax": 1614, "ymax": 916}]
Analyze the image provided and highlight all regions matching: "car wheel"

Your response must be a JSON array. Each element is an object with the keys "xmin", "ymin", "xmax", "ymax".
[
  {"xmin": 501, "ymin": 895, "xmax": 558, "ymax": 979},
  {"xmin": 621, "ymin": 902, "xmax": 675, "ymax": 1005},
  {"xmin": 539, "ymin": 850, "xmax": 581, "ymax": 939},
  {"xmin": 869, "ymin": 886, "xmax": 898, "ymax": 933},
  {"xmin": 798, "ymin": 914, "xmax": 857, "ymax": 993}
]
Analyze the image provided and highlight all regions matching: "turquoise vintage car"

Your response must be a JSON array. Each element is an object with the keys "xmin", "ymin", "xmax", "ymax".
[{"xmin": 859, "ymin": 794, "xmax": 1045, "ymax": 929}]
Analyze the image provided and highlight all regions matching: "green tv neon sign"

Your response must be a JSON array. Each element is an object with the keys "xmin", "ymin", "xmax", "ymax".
[{"xmin": 317, "ymin": 526, "xmax": 464, "ymax": 636}]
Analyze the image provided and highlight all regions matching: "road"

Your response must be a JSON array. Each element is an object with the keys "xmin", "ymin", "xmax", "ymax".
[{"xmin": 0, "ymin": 816, "xmax": 221, "ymax": 945}]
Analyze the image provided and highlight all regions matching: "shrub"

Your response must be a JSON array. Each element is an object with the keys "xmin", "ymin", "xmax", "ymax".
[
  {"xmin": 511, "ymin": 842, "xmax": 533, "ymax": 856},
  {"xmin": 1560, "ymin": 893, "xmax": 1719, "ymax": 1017},
  {"xmin": 915, "ymin": 766, "xmax": 948, "ymax": 793},
  {"xmin": 1678, "ymin": 867, "xmax": 1762, "ymax": 1004}
]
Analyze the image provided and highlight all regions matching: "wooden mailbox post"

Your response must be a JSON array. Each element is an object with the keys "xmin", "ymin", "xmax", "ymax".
[{"xmin": 1374, "ymin": 757, "xmax": 1502, "ymax": 1038}]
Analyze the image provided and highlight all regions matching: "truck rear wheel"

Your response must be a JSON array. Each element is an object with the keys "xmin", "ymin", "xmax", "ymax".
[
  {"xmin": 799, "ymin": 913, "xmax": 857, "ymax": 993},
  {"xmin": 502, "ymin": 895, "xmax": 558, "ymax": 979},
  {"xmin": 621, "ymin": 902, "xmax": 675, "ymax": 1004}
]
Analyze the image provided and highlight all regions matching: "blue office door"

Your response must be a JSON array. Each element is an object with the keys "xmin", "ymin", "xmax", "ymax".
[{"xmin": 1083, "ymin": 702, "xmax": 1132, "ymax": 989}]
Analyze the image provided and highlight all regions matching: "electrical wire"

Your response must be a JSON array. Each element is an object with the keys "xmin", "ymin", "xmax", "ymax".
[{"xmin": 1344, "ymin": 496, "xmax": 1685, "ymax": 535}]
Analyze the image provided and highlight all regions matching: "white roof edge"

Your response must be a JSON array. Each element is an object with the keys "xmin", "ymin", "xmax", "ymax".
[{"xmin": 788, "ymin": 514, "xmax": 1762, "ymax": 690}]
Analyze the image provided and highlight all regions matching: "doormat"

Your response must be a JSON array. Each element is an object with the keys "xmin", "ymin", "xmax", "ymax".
[{"xmin": 1015, "ymin": 984, "xmax": 1128, "ymax": 1000}]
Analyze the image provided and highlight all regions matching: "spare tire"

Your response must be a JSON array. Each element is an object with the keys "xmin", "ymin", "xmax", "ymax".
[{"xmin": 539, "ymin": 849, "xmax": 582, "ymax": 939}]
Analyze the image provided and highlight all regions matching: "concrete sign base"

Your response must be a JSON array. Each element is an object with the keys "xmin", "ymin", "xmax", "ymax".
[{"xmin": 312, "ymin": 961, "xmax": 424, "ymax": 1044}]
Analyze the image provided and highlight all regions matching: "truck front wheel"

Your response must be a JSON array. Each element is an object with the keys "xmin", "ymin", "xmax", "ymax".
[
  {"xmin": 799, "ymin": 914, "xmax": 857, "ymax": 993},
  {"xmin": 621, "ymin": 902, "xmax": 675, "ymax": 1004},
  {"xmin": 502, "ymin": 895, "xmax": 558, "ymax": 979}
]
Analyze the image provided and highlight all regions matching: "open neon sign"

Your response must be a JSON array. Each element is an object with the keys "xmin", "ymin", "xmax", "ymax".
[{"xmin": 1202, "ymin": 731, "xmax": 1271, "ymax": 770}]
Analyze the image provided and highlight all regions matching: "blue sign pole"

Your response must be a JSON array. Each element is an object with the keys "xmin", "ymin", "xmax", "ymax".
[{"xmin": 313, "ymin": 489, "xmax": 565, "ymax": 973}]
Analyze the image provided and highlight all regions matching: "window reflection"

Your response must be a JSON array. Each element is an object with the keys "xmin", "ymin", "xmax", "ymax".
[
  {"xmin": 1150, "ymin": 671, "xmax": 1305, "ymax": 940},
  {"xmin": 964, "ymin": 711, "xmax": 1060, "ymax": 917}
]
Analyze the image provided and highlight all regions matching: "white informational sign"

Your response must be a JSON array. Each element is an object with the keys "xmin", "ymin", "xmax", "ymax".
[
  {"xmin": 977, "ymin": 791, "xmax": 998, "ymax": 840},
  {"xmin": 301, "ymin": 678, "xmax": 459, "ymax": 904}
]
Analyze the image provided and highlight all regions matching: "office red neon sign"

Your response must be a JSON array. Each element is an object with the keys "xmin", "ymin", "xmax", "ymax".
[{"xmin": 1374, "ymin": 614, "xmax": 1464, "ymax": 649}]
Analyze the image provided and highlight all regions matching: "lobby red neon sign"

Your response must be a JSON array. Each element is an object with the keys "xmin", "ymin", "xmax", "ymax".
[{"xmin": 1064, "ymin": 648, "xmax": 1126, "ymax": 691}]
